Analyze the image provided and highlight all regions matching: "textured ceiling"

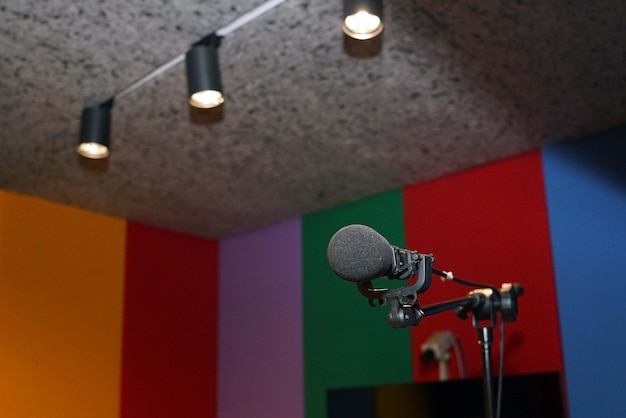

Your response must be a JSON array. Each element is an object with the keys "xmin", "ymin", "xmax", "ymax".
[{"xmin": 1, "ymin": 0, "xmax": 625, "ymax": 239}]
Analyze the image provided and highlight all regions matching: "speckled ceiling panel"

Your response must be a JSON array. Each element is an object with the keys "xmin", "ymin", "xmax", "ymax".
[{"xmin": 1, "ymin": 0, "xmax": 626, "ymax": 238}]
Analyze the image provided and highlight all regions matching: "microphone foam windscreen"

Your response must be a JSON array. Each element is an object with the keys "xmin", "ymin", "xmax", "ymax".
[{"xmin": 327, "ymin": 224, "xmax": 393, "ymax": 282}]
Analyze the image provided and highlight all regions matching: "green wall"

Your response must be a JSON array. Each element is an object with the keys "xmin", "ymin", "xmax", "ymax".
[{"xmin": 302, "ymin": 190, "xmax": 413, "ymax": 418}]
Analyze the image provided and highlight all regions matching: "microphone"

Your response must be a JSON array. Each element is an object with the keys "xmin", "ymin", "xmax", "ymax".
[
  {"xmin": 327, "ymin": 224, "xmax": 429, "ymax": 283},
  {"xmin": 327, "ymin": 225, "xmax": 524, "ymax": 337},
  {"xmin": 327, "ymin": 224, "xmax": 394, "ymax": 282}
]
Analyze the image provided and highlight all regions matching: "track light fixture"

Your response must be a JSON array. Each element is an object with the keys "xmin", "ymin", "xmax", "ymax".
[
  {"xmin": 76, "ymin": 0, "xmax": 286, "ymax": 158},
  {"xmin": 186, "ymin": 34, "xmax": 224, "ymax": 109},
  {"xmin": 342, "ymin": 0, "xmax": 384, "ymax": 40},
  {"xmin": 77, "ymin": 99, "xmax": 113, "ymax": 159}
]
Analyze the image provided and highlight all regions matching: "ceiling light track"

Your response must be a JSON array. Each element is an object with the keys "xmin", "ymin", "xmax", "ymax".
[{"xmin": 78, "ymin": 0, "xmax": 287, "ymax": 159}]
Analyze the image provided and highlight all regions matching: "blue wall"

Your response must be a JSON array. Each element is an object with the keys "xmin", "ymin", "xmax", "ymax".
[{"xmin": 543, "ymin": 128, "xmax": 626, "ymax": 418}]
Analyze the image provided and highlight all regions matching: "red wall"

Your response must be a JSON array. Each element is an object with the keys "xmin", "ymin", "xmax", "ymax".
[
  {"xmin": 403, "ymin": 151, "xmax": 564, "ymax": 381},
  {"xmin": 120, "ymin": 222, "xmax": 219, "ymax": 418}
]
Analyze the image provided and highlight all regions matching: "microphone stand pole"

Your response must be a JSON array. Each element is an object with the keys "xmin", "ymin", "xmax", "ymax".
[
  {"xmin": 477, "ymin": 325, "xmax": 496, "ymax": 418},
  {"xmin": 355, "ymin": 251, "xmax": 523, "ymax": 418},
  {"xmin": 383, "ymin": 284, "xmax": 523, "ymax": 418}
]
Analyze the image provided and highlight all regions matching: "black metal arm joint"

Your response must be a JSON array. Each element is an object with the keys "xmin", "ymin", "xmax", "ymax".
[
  {"xmin": 386, "ymin": 294, "xmax": 482, "ymax": 329},
  {"xmin": 357, "ymin": 254, "xmax": 434, "ymax": 307}
]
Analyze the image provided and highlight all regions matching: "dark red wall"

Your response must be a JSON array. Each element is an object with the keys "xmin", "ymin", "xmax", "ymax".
[
  {"xmin": 120, "ymin": 222, "xmax": 219, "ymax": 418},
  {"xmin": 403, "ymin": 151, "xmax": 564, "ymax": 381}
]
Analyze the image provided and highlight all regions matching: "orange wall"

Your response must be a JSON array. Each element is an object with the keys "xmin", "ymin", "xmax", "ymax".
[{"xmin": 0, "ymin": 190, "xmax": 126, "ymax": 417}]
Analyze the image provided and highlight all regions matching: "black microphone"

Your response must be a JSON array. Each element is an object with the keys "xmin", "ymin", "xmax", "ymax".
[
  {"xmin": 327, "ymin": 224, "xmax": 427, "ymax": 283},
  {"xmin": 327, "ymin": 224, "xmax": 394, "ymax": 282}
]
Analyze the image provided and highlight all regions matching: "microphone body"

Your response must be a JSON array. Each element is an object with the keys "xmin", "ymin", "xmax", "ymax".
[
  {"xmin": 327, "ymin": 224, "xmax": 427, "ymax": 282},
  {"xmin": 327, "ymin": 224, "xmax": 394, "ymax": 282}
]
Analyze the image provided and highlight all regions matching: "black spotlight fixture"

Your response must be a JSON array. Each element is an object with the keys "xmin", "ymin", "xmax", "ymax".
[
  {"xmin": 77, "ymin": 99, "xmax": 113, "ymax": 159},
  {"xmin": 342, "ymin": 0, "xmax": 383, "ymax": 40},
  {"xmin": 186, "ymin": 33, "xmax": 224, "ymax": 109}
]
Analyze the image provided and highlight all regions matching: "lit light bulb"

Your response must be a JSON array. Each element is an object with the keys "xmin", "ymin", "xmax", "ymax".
[
  {"xmin": 189, "ymin": 89, "xmax": 224, "ymax": 109},
  {"xmin": 77, "ymin": 142, "xmax": 110, "ymax": 159},
  {"xmin": 343, "ymin": 10, "xmax": 383, "ymax": 40}
]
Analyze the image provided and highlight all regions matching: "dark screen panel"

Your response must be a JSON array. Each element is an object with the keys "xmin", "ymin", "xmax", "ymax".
[
  {"xmin": 328, "ymin": 387, "xmax": 377, "ymax": 418},
  {"xmin": 328, "ymin": 372, "xmax": 565, "ymax": 418}
]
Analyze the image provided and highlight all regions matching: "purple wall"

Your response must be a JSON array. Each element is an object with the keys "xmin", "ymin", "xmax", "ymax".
[{"xmin": 218, "ymin": 218, "xmax": 303, "ymax": 418}]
